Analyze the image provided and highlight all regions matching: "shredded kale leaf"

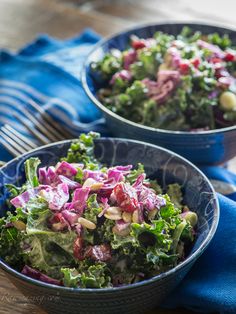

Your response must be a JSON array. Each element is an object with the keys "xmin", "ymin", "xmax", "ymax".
[
  {"xmin": 25, "ymin": 158, "xmax": 41, "ymax": 188},
  {"xmin": 62, "ymin": 132, "xmax": 100, "ymax": 169}
]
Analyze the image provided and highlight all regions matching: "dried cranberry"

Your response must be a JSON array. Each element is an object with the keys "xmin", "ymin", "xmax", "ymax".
[
  {"xmin": 49, "ymin": 212, "xmax": 63, "ymax": 224},
  {"xmin": 179, "ymin": 61, "xmax": 190, "ymax": 75},
  {"xmin": 49, "ymin": 213, "xmax": 68, "ymax": 231},
  {"xmin": 113, "ymin": 182, "xmax": 139, "ymax": 212},
  {"xmin": 84, "ymin": 244, "xmax": 111, "ymax": 262},
  {"xmin": 131, "ymin": 39, "xmax": 147, "ymax": 50},
  {"xmin": 73, "ymin": 237, "xmax": 84, "ymax": 261},
  {"xmin": 224, "ymin": 52, "xmax": 235, "ymax": 62},
  {"xmin": 191, "ymin": 58, "xmax": 200, "ymax": 68}
]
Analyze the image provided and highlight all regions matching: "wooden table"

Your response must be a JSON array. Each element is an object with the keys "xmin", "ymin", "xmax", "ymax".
[{"xmin": 0, "ymin": 0, "xmax": 235, "ymax": 313}]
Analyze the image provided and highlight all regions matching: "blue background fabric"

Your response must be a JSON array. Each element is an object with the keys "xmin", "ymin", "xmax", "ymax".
[
  {"xmin": 165, "ymin": 193, "xmax": 236, "ymax": 314},
  {"xmin": 0, "ymin": 30, "xmax": 236, "ymax": 313},
  {"xmin": 0, "ymin": 29, "xmax": 107, "ymax": 161}
]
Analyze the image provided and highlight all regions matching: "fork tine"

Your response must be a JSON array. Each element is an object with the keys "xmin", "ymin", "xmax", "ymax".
[
  {"xmin": 28, "ymin": 100, "xmax": 73, "ymax": 139},
  {"xmin": 0, "ymin": 131, "xmax": 27, "ymax": 156},
  {"xmin": 0, "ymin": 137, "xmax": 20, "ymax": 157},
  {"xmin": 3, "ymin": 125, "xmax": 37, "ymax": 150},
  {"xmin": 12, "ymin": 112, "xmax": 51, "ymax": 145},
  {"xmin": 21, "ymin": 107, "xmax": 60, "ymax": 142}
]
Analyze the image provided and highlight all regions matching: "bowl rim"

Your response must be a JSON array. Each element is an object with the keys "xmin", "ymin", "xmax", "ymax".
[
  {"xmin": 0, "ymin": 137, "xmax": 219, "ymax": 293},
  {"xmin": 81, "ymin": 21, "xmax": 236, "ymax": 136}
]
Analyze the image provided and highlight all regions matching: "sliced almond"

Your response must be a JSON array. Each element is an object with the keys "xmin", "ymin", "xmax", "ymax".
[
  {"xmin": 78, "ymin": 217, "xmax": 96, "ymax": 230},
  {"xmin": 12, "ymin": 220, "xmax": 26, "ymax": 231},
  {"xmin": 104, "ymin": 213, "xmax": 122, "ymax": 220},
  {"xmin": 104, "ymin": 207, "xmax": 122, "ymax": 220},
  {"xmin": 132, "ymin": 210, "xmax": 139, "ymax": 223},
  {"xmin": 83, "ymin": 178, "xmax": 97, "ymax": 187},
  {"xmin": 82, "ymin": 178, "xmax": 103, "ymax": 190},
  {"xmin": 122, "ymin": 212, "xmax": 132, "ymax": 223},
  {"xmin": 106, "ymin": 206, "xmax": 122, "ymax": 215},
  {"xmin": 38, "ymin": 189, "xmax": 47, "ymax": 198},
  {"xmin": 148, "ymin": 208, "xmax": 158, "ymax": 220}
]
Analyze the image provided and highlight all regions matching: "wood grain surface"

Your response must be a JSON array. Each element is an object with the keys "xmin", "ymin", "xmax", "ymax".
[{"xmin": 0, "ymin": 0, "xmax": 235, "ymax": 313}]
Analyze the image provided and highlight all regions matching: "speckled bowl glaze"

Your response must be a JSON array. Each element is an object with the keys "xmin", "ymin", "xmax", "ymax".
[
  {"xmin": 82, "ymin": 22, "xmax": 236, "ymax": 165},
  {"xmin": 0, "ymin": 138, "xmax": 219, "ymax": 314}
]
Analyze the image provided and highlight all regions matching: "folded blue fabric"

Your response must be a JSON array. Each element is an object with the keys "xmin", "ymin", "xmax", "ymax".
[
  {"xmin": 165, "ymin": 193, "xmax": 236, "ymax": 314},
  {"xmin": 0, "ymin": 29, "xmax": 107, "ymax": 161},
  {"xmin": 0, "ymin": 30, "xmax": 236, "ymax": 314}
]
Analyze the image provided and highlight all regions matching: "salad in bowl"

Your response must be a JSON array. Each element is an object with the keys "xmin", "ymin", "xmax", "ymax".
[
  {"xmin": 0, "ymin": 132, "xmax": 198, "ymax": 288},
  {"xmin": 92, "ymin": 27, "xmax": 236, "ymax": 131}
]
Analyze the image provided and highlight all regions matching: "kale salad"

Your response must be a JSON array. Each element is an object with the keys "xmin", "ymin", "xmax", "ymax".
[
  {"xmin": 0, "ymin": 132, "xmax": 198, "ymax": 288},
  {"xmin": 92, "ymin": 27, "xmax": 236, "ymax": 131}
]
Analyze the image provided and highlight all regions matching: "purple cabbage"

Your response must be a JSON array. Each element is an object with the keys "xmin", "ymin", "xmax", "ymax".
[
  {"xmin": 22, "ymin": 265, "xmax": 61, "ymax": 286},
  {"xmin": 55, "ymin": 161, "xmax": 78, "ymax": 178},
  {"xmin": 66, "ymin": 187, "xmax": 90, "ymax": 214},
  {"xmin": 107, "ymin": 169, "xmax": 124, "ymax": 184},
  {"xmin": 38, "ymin": 166, "xmax": 58, "ymax": 185},
  {"xmin": 132, "ymin": 174, "xmax": 165, "ymax": 211},
  {"xmin": 61, "ymin": 210, "xmax": 79, "ymax": 226},
  {"xmin": 208, "ymin": 90, "xmax": 219, "ymax": 99},
  {"xmin": 114, "ymin": 165, "xmax": 133, "ymax": 172},
  {"xmin": 143, "ymin": 70, "xmax": 180, "ymax": 104},
  {"xmin": 110, "ymin": 70, "xmax": 132, "ymax": 85},
  {"xmin": 139, "ymin": 187, "xmax": 166, "ymax": 211},
  {"xmin": 168, "ymin": 47, "xmax": 182, "ymax": 68},
  {"xmin": 75, "ymin": 223, "xmax": 83, "ymax": 235},
  {"xmin": 157, "ymin": 70, "xmax": 180, "ymax": 86},
  {"xmin": 38, "ymin": 167, "xmax": 50, "ymax": 185},
  {"xmin": 83, "ymin": 169, "xmax": 107, "ymax": 182},
  {"xmin": 104, "ymin": 165, "xmax": 133, "ymax": 189},
  {"xmin": 10, "ymin": 189, "xmax": 38, "ymax": 208},
  {"xmin": 39, "ymin": 165, "xmax": 80, "ymax": 190},
  {"xmin": 123, "ymin": 49, "xmax": 137, "ymax": 70},
  {"xmin": 132, "ymin": 173, "xmax": 146, "ymax": 192},
  {"xmin": 218, "ymin": 76, "xmax": 235, "ymax": 88},
  {"xmin": 115, "ymin": 219, "xmax": 130, "ymax": 232},
  {"xmin": 58, "ymin": 175, "xmax": 81, "ymax": 190},
  {"xmin": 40, "ymin": 183, "xmax": 69, "ymax": 210},
  {"xmin": 197, "ymin": 39, "xmax": 225, "ymax": 58}
]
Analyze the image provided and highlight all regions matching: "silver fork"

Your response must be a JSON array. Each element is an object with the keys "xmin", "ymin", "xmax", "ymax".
[
  {"xmin": 0, "ymin": 124, "xmax": 38, "ymax": 157},
  {"xmin": 0, "ymin": 101, "xmax": 74, "ymax": 157},
  {"xmin": 12, "ymin": 100, "xmax": 73, "ymax": 145}
]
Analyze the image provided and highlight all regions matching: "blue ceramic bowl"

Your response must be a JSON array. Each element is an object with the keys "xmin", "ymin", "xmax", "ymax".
[
  {"xmin": 82, "ymin": 22, "xmax": 236, "ymax": 165},
  {"xmin": 0, "ymin": 138, "xmax": 219, "ymax": 314}
]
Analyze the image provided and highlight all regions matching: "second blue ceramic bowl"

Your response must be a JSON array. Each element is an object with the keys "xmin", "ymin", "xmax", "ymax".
[
  {"xmin": 0, "ymin": 138, "xmax": 219, "ymax": 313},
  {"xmin": 82, "ymin": 22, "xmax": 236, "ymax": 165}
]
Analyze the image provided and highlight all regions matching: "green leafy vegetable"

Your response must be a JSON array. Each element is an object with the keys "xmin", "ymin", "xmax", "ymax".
[
  {"xmin": 23, "ymin": 231, "xmax": 77, "ymax": 279},
  {"xmin": 167, "ymin": 183, "xmax": 183, "ymax": 209},
  {"xmin": 84, "ymin": 194, "xmax": 102, "ymax": 224},
  {"xmin": 78, "ymin": 262, "xmax": 111, "ymax": 288},
  {"xmin": 61, "ymin": 268, "xmax": 80, "ymax": 288},
  {"xmin": 25, "ymin": 158, "xmax": 41, "ymax": 188},
  {"xmin": 63, "ymin": 132, "xmax": 100, "ymax": 168}
]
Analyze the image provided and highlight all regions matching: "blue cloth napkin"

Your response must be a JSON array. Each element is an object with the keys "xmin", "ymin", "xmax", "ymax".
[
  {"xmin": 166, "ymin": 192, "xmax": 236, "ymax": 314},
  {"xmin": 0, "ymin": 30, "xmax": 236, "ymax": 314},
  {"xmin": 0, "ymin": 29, "xmax": 107, "ymax": 161}
]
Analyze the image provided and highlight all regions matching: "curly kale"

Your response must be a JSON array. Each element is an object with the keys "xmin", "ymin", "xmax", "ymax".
[{"xmin": 62, "ymin": 132, "xmax": 100, "ymax": 168}]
